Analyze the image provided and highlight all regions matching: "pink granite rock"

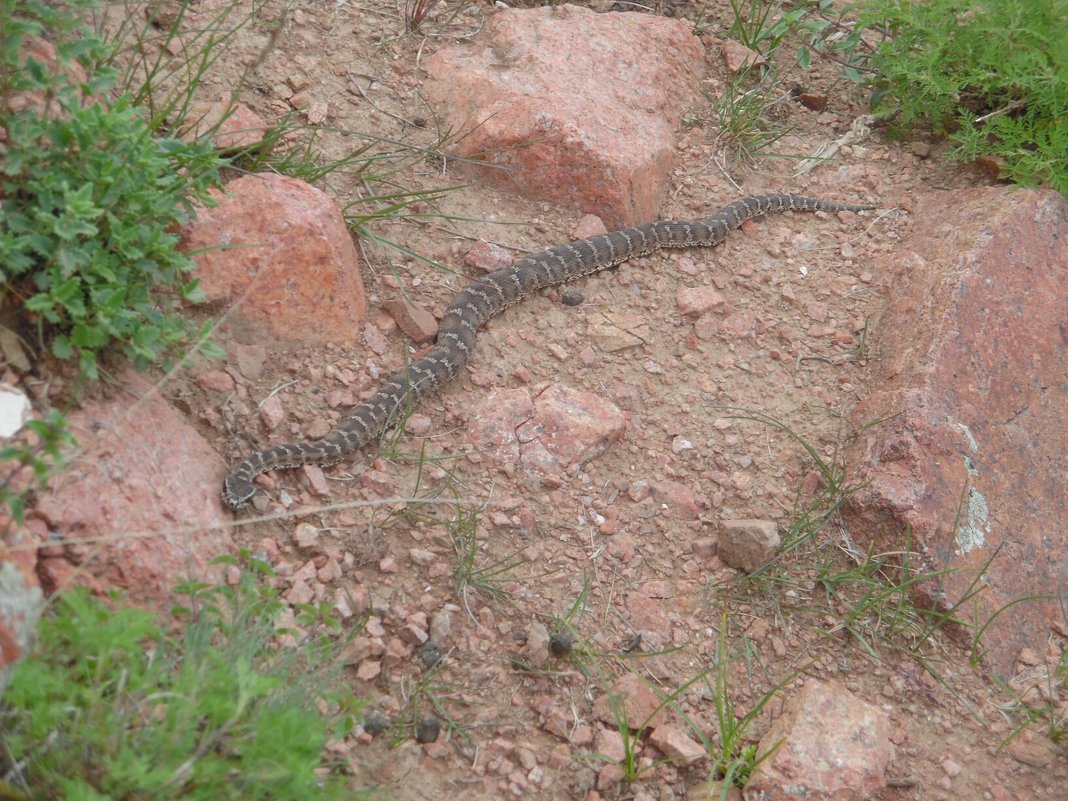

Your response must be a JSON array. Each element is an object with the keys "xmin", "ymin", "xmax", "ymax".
[
  {"xmin": 181, "ymin": 173, "xmax": 366, "ymax": 344},
  {"xmin": 35, "ymin": 371, "xmax": 232, "ymax": 609},
  {"xmin": 649, "ymin": 724, "xmax": 706, "ymax": 767},
  {"xmin": 467, "ymin": 384, "xmax": 626, "ymax": 474},
  {"xmin": 517, "ymin": 384, "xmax": 627, "ymax": 473},
  {"xmin": 718, "ymin": 519, "xmax": 780, "ymax": 573},
  {"xmin": 744, "ymin": 679, "xmax": 889, "ymax": 801},
  {"xmin": 424, "ymin": 4, "xmax": 704, "ymax": 227},
  {"xmin": 466, "ymin": 387, "xmax": 534, "ymax": 467},
  {"xmin": 842, "ymin": 187, "xmax": 1068, "ymax": 678}
]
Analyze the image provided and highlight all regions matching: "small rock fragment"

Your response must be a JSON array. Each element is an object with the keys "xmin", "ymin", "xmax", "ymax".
[
  {"xmin": 593, "ymin": 673, "xmax": 667, "ymax": 730},
  {"xmin": 233, "ymin": 343, "xmax": 268, "ymax": 380},
  {"xmin": 595, "ymin": 729, "xmax": 627, "ymax": 762},
  {"xmin": 573, "ymin": 213, "xmax": 608, "ymax": 240},
  {"xmin": 355, "ymin": 659, "xmax": 381, "ymax": 681},
  {"xmin": 522, "ymin": 621, "xmax": 552, "ymax": 669},
  {"xmin": 429, "ymin": 608, "xmax": 452, "ymax": 644},
  {"xmin": 718, "ymin": 519, "xmax": 780, "ymax": 573},
  {"xmin": 291, "ymin": 523, "xmax": 319, "ymax": 549},
  {"xmin": 797, "ymin": 91, "xmax": 828, "ymax": 111},
  {"xmin": 561, "ymin": 289, "xmax": 585, "ymax": 306},
  {"xmin": 197, "ymin": 370, "xmax": 235, "ymax": 393},
  {"xmin": 676, "ymin": 285, "xmax": 725, "ymax": 317},
  {"xmin": 0, "ymin": 384, "xmax": 32, "ymax": 437},
  {"xmin": 259, "ymin": 394, "xmax": 285, "ymax": 430},
  {"xmin": 649, "ymin": 724, "xmax": 706, "ymax": 767},
  {"xmin": 381, "ymin": 297, "xmax": 438, "ymax": 344},
  {"xmin": 720, "ymin": 40, "xmax": 765, "ymax": 73},
  {"xmin": 976, "ymin": 154, "xmax": 1007, "ymax": 180},
  {"xmin": 909, "ymin": 140, "xmax": 932, "ymax": 159},
  {"xmin": 1006, "ymin": 730, "xmax": 1059, "ymax": 767},
  {"xmin": 464, "ymin": 240, "xmax": 514, "ymax": 273},
  {"xmin": 0, "ymin": 327, "xmax": 31, "ymax": 372}
]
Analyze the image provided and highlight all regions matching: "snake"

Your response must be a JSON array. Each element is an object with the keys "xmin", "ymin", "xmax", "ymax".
[{"xmin": 222, "ymin": 194, "xmax": 875, "ymax": 509}]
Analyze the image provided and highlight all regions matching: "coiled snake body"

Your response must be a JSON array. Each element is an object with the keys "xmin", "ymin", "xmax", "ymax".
[{"xmin": 223, "ymin": 194, "xmax": 874, "ymax": 509}]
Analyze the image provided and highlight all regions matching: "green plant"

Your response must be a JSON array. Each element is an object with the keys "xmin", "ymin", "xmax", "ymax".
[
  {"xmin": 859, "ymin": 0, "xmax": 1068, "ymax": 193},
  {"xmin": 791, "ymin": 0, "xmax": 879, "ymax": 84},
  {"xmin": 709, "ymin": 67, "xmax": 795, "ymax": 167},
  {"xmin": 0, "ymin": 555, "xmax": 366, "ymax": 800},
  {"xmin": 0, "ymin": 0, "xmax": 225, "ymax": 380},
  {"xmin": 101, "ymin": 0, "xmax": 271, "ymax": 137},
  {"xmin": 704, "ymin": 611, "xmax": 788, "ymax": 791},
  {"xmin": 448, "ymin": 503, "xmax": 526, "ymax": 607},
  {"xmin": 725, "ymin": 0, "xmax": 815, "ymax": 59},
  {"xmin": 405, "ymin": 0, "xmax": 444, "ymax": 33}
]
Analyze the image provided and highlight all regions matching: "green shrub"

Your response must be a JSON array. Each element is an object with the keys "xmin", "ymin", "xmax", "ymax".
[
  {"xmin": 0, "ymin": 0, "xmax": 224, "ymax": 380},
  {"xmin": 860, "ymin": 0, "xmax": 1068, "ymax": 193},
  {"xmin": 0, "ymin": 557, "xmax": 367, "ymax": 800}
]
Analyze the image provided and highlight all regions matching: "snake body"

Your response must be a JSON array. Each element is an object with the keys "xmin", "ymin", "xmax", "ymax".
[{"xmin": 222, "ymin": 194, "xmax": 874, "ymax": 509}]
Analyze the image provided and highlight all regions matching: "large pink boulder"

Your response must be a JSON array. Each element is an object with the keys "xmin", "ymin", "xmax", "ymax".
[
  {"xmin": 35, "ymin": 372, "xmax": 233, "ymax": 609},
  {"xmin": 181, "ymin": 173, "xmax": 366, "ymax": 344},
  {"xmin": 424, "ymin": 4, "xmax": 705, "ymax": 228},
  {"xmin": 843, "ymin": 187, "xmax": 1068, "ymax": 677}
]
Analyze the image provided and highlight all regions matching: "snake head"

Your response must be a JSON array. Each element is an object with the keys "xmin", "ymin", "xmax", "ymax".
[{"xmin": 222, "ymin": 474, "xmax": 255, "ymax": 510}]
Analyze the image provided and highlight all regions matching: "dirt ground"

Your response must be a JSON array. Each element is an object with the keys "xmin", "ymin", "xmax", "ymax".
[{"xmin": 118, "ymin": 0, "xmax": 1065, "ymax": 798}]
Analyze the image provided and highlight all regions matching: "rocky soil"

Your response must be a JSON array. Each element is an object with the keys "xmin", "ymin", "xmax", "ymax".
[{"xmin": 5, "ymin": 1, "xmax": 1066, "ymax": 800}]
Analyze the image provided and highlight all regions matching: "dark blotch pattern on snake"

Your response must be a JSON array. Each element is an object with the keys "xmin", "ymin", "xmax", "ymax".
[{"xmin": 223, "ymin": 194, "xmax": 875, "ymax": 509}]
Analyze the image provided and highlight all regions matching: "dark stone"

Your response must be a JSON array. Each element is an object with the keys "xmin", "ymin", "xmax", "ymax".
[
  {"xmin": 415, "ymin": 715, "xmax": 441, "ymax": 744},
  {"xmin": 363, "ymin": 709, "xmax": 390, "ymax": 736},
  {"xmin": 549, "ymin": 631, "xmax": 575, "ymax": 657},
  {"xmin": 417, "ymin": 641, "xmax": 443, "ymax": 669},
  {"xmin": 561, "ymin": 289, "xmax": 585, "ymax": 306}
]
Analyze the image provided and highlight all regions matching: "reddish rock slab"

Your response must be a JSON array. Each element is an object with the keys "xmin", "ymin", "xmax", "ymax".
[
  {"xmin": 649, "ymin": 723, "xmax": 706, "ymax": 767},
  {"xmin": 181, "ymin": 172, "xmax": 366, "ymax": 345},
  {"xmin": 518, "ymin": 384, "xmax": 626, "ymax": 473},
  {"xmin": 467, "ymin": 384, "xmax": 626, "ymax": 474},
  {"xmin": 35, "ymin": 371, "xmax": 233, "ymax": 610},
  {"xmin": 842, "ymin": 187, "xmax": 1068, "ymax": 678},
  {"xmin": 744, "ymin": 679, "xmax": 889, "ymax": 801},
  {"xmin": 467, "ymin": 387, "xmax": 534, "ymax": 466},
  {"xmin": 424, "ymin": 4, "xmax": 704, "ymax": 227}
]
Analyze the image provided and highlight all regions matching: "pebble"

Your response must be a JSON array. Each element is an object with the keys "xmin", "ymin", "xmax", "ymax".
[
  {"xmin": 363, "ymin": 710, "xmax": 390, "ymax": 736},
  {"xmin": 549, "ymin": 631, "xmax": 574, "ymax": 657},
  {"xmin": 291, "ymin": 522, "xmax": 319, "ymax": 549},
  {"xmin": 429, "ymin": 610, "xmax": 450, "ymax": 645},
  {"xmin": 522, "ymin": 622, "xmax": 552, "ymax": 669},
  {"xmin": 259, "ymin": 394, "xmax": 285, "ymax": 430},
  {"xmin": 416, "ymin": 716, "xmax": 441, "ymax": 744}
]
